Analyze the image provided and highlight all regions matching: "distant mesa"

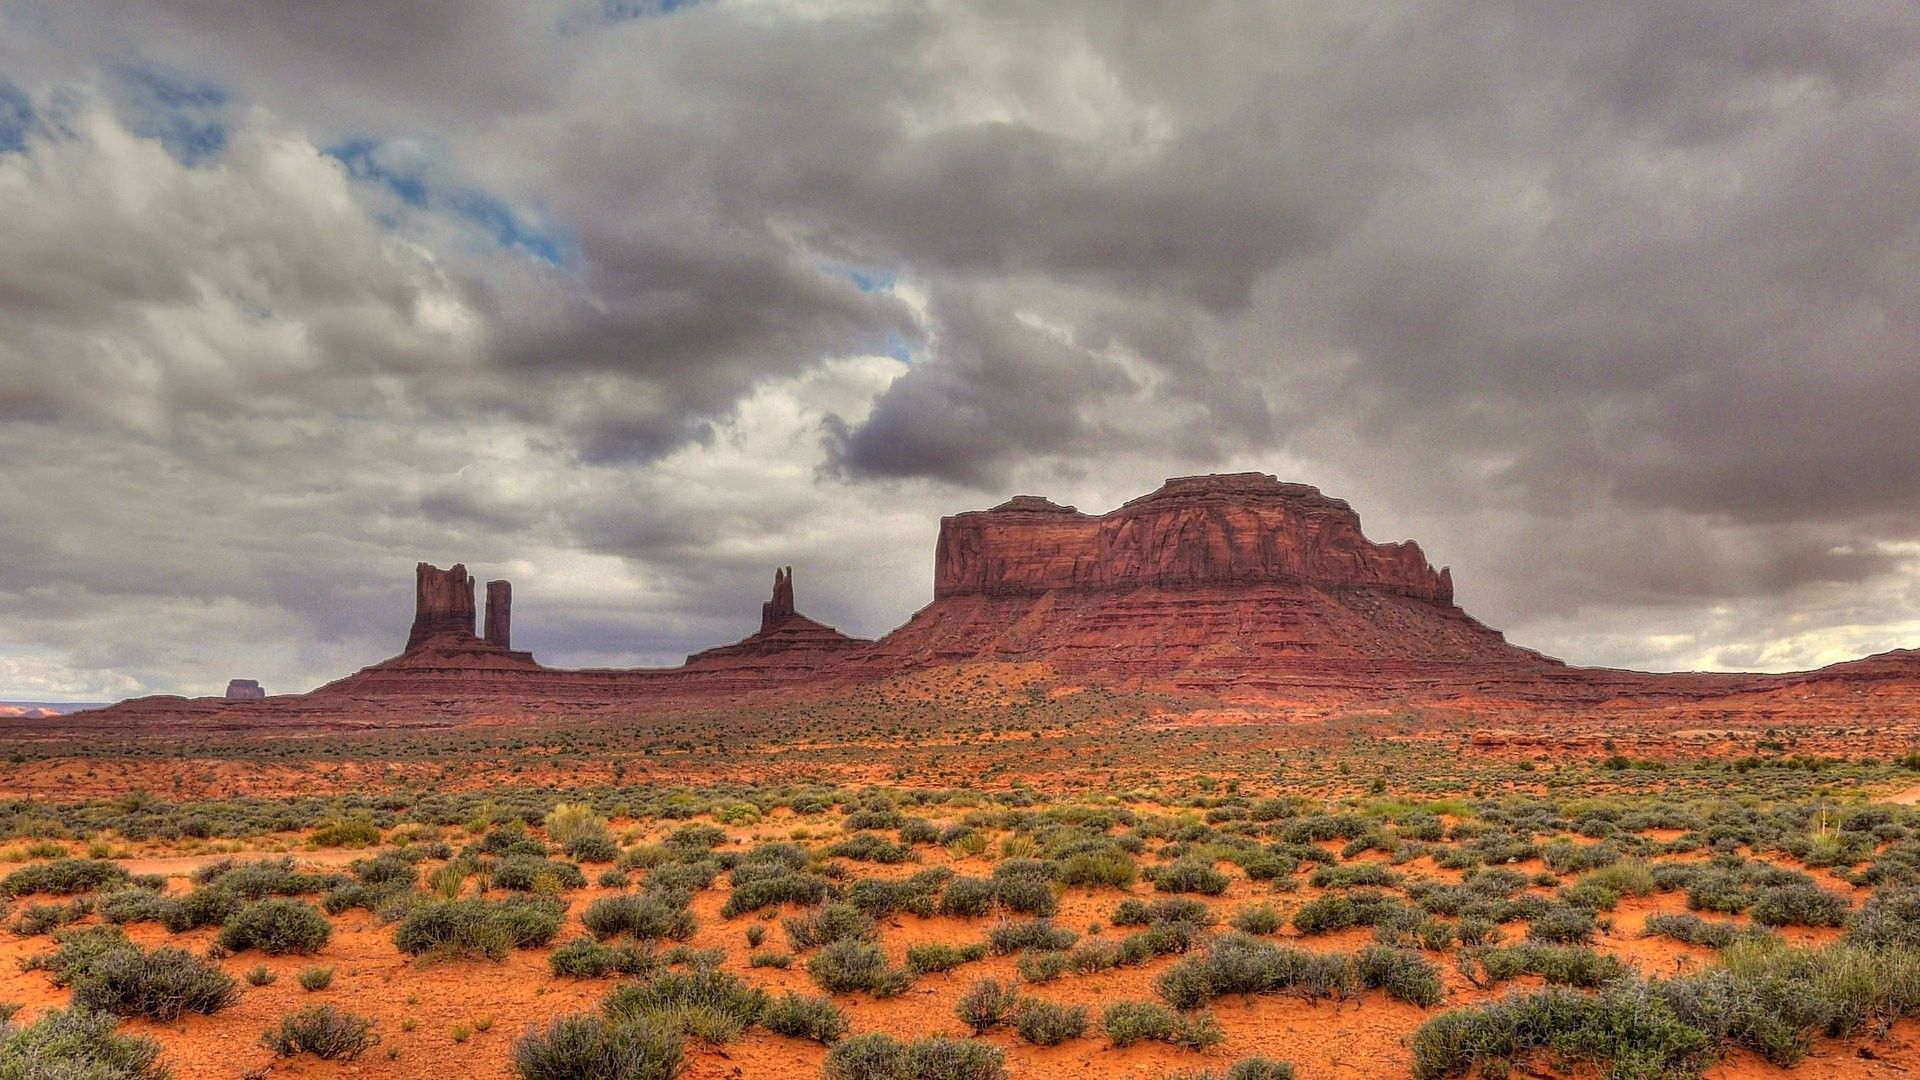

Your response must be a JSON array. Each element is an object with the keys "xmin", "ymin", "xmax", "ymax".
[
  {"xmin": 224, "ymin": 679, "xmax": 265, "ymax": 701},
  {"xmin": 62, "ymin": 470, "xmax": 1920, "ymax": 730}
]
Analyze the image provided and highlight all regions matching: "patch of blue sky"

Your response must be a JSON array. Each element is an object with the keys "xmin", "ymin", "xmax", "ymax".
[
  {"xmin": 0, "ymin": 77, "xmax": 31, "ymax": 153},
  {"xmin": 325, "ymin": 137, "xmax": 573, "ymax": 265},
  {"xmin": 117, "ymin": 66, "xmax": 228, "ymax": 164},
  {"xmin": 883, "ymin": 331, "xmax": 916, "ymax": 365},
  {"xmin": 818, "ymin": 260, "xmax": 899, "ymax": 294}
]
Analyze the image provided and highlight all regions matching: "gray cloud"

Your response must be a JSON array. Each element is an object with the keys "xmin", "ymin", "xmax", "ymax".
[{"xmin": 2, "ymin": 0, "xmax": 1918, "ymax": 698}]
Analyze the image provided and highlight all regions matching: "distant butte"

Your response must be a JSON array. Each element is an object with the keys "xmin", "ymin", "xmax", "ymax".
[{"xmin": 54, "ymin": 471, "xmax": 1920, "ymax": 730}]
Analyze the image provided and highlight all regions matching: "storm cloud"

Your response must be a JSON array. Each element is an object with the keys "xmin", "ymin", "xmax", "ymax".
[{"xmin": 2, "ymin": 0, "xmax": 1918, "ymax": 697}]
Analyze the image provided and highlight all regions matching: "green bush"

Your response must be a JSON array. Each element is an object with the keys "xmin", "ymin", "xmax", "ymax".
[
  {"xmin": 986, "ymin": 918, "xmax": 1076, "ymax": 955},
  {"xmin": 939, "ymin": 877, "xmax": 997, "ymax": 918},
  {"xmin": 906, "ymin": 941, "xmax": 987, "ymax": 974},
  {"xmin": 603, "ymin": 968, "xmax": 770, "ymax": 1044},
  {"xmin": 956, "ymin": 977, "xmax": 1019, "ymax": 1034},
  {"xmin": 511, "ymin": 1014, "xmax": 682, "ymax": 1080},
  {"xmin": 550, "ymin": 936, "xmax": 659, "ymax": 979},
  {"xmin": 1, "ymin": 858, "xmax": 131, "ymax": 897},
  {"xmin": 1101, "ymin": 1000, "xmax": 1224, "ymax": 1049},
  {"xmin": 807, "ymin": 939, "xmax": 909, "ymax": 996},
  {"xmin": 491, "ymin": 856, "xmax": 588, "ymax": 892},
  {"xmin": 1749, "ymin": 883, "xmax": 1850, "ymax": 928},
  {"xmin": 1057, "ymin": 850, "xmax": 1137, "ymax": 889},
  {"xmin": 1231, "ymin": 903, "xmax": 1283, "ymax": 935},
  {"xmin": 1148, "ymin": 857, "xmax": 1230, "ymax": 895},
  {"xmin": 69, "ymin": 944, "xmax": 241, "ymax": 1019},
  {"xmin": 0, "ymin": 1008, "xmax": 166, "ymax": 1079},
  {"xmin": 760, "ymin": 992, "xmax": 849, "ymax": 1043},
  {"xmin": 784, "ymin": 902, "xmax": 877, "ymax": 949},
  {"xmin": 393, "ymin": 896, "xmax": 565, "ymax": 960},
  {"xmin": 297, "ymin": 965, "xmax": 334, "ymax": 991},
  {"xmin": 218, "ymin": 898, "xmax": 333, "ymax": 955},
  {"xmin": 309, "ymin": 818, "xmax": 382, "ymax": 848},
  {"xmin": 261, "ymin": 1005, "xmax": 378, "ymax": 1059},
  {"xmin": 822, "ymin": 1032, "xmax": 1005, "ymax": 1080},
  {"xmin": 1471, "ymin": 943, "xmax": 1626, "ymax": 988},
  {"xmin": 582, "ymin": 893, "xmax": 697, "ymax": 942},
  {"xmin": 1010, "ymin": 997, "xmax": 1087, "ymax": 1045}
]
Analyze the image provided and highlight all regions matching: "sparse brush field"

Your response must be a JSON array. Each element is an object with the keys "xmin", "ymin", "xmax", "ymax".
[{"xmin": 5, "ymin": 700, "xmax": 1920, "ymax": 1078}]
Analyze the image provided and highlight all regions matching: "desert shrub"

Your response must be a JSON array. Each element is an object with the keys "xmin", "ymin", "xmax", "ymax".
[
  {"xmin": 351, "ymin": 852, "xmax": 418, "ymax": 887},
  {"xmin": 297, "ymin": 965, "xmax": 334, "ymax": 990},
  {"xmin": 1058, "ymin": 850, "xmax": 1137, "ymax": 889},
  {"xmin": 1470, "ymin": 943, "xmax": 1625, "ymax": 988},
  {"xmin": 785, "ymin": 902, "xmax": 877, "ymax": 949},
  {"xmin": 217, "ymin": 898, "xmax": 332, "ymax": 955},
  {"xmin": 1148, "ymin": 857, "xmax": 1230, "ymax": 895},
  {"xmin": 1409, "ymin": 983, "xmax": 1711, "ymax": 1080},
  {"xmin": 956, "ymin": 977, "xmax": 1019, "ymax": 1033},
  {"xmin": 583, "ymin": 893, "xmax": 697, "ymax": 942},
  {"xmin": 987, "ymin": 918, "xmax": 1077, "ymax": 955},
  {"xmin": 723, "ymin": 872, "xmax": 835, "ymax": 917},
  {"xmin": 246, "ymin": 964, "xmax": 276, "ymax": 986},
  {"xmin": 822, "ymin": 1033, "xmax": 1006, "ymax": 1080},
  {"xmin": 68, "ymin": 944, "xmax": 240, "ymax": 1019},
  {"xmin": 1291, "ymin": 892, "xmax": 1401, "ymax": 935},
  {"xmin": 195, "ymin": 857, "xmax": 340, "ymax": 900},
  {"xmin": 1155, "ymin": 933, "xmax": 1354, "ymax": 1009},
  {"xmin": 906, "ymin": 941, "xmax": 987, "ymax": 974},
  {"xmin": 899, "ymin": 819, "xmax": 941, "ymax": 845},
  {"xmin": 1112, "ymin": 896, "xmax": 1215, "ymax": 928},
  {"xmin": 1310, "ymin": 862, "xmax": 1401, "ymax": 889},
  {"xmin": 760, "ymin": 992, "xmax": 849, "ymax": 1043},
  {"xmin": 807, "ymin": 939, "xmax": 909, "ymax": 996},
  {"xmin": 393, "ymin": 896, "xmax": 565, "ymax": 960},
  {"xmin": 0, "ymin": 1008, "xmax": 165, "ymax": 1079},
  {"xmin": 166, "ymin": 886, "xmax": 244, "ymax": 932},
  {"xmin": 545, "ymin": 802, "xmax": 607, "ymax": 846},
  {"xmin": 1749, "ymin": 882, "xmax": 1850, "ymax": 928},
  {"xmin": 550, "ymin": 936, "xmax": 659, "ymax": 979},
  {"xmin": 1526, "ymin": 903, "xmax": 1596, "ymax": 945},
  {"xmin": 1232, "ymin": 903, "xmax": 1283, "ymax": 935},
  {"xmin": 491, "ymin": 856, "xmax": 588, "ymax": 892},
  {"xmin": 1848, "ymin": 887, "xmax": 1920, "ymax": 949},
  {"xmin": 511, "ymin": 1013, "xmax": 683, "ymax": 1080},
  {"xmin": 1067, "ymin": 937, "xmax": 1125, "ymax": 974},
  {"xmin": 309, "ymin": 818, "xmax": 382, "ymax": 848},
  {"xmin": 1356, "ymin": 945, "xmax": 1447, "ymax": 1006},
  {"xmin": 939, "ymin": 876, "xmax": 997, "ymax": 918},
  {"xmin": 1010, "ymin": 997, "xmax": 1087, "ymax": 1045},
  {"xmin": 992, "ymin": 876, "xmax": 1058, "ymax": 917},
  {"xmin": 1101, "ymin": 1000, "xmax": 1225, "ymax": 1049},
  {"xmin": 322, "ymin": 879, "xmax": 410, "ymax": 915},
  {"xmin": 1015, "ymin": 950, "xmax": 1069, "ymax": 983},
  {"xmin": 10, "ymin": 898, "xmax": 89, "ymax": 935},
  {"xmin": 827, "ymin": 833, "xmax": 912, "ymax": 864},
  {"xmin": 603, "ymin": 968, "xmax": 769, "ymax": 1043},
  {"xmin": 566, "ymin": 834, "xmax": 622, "ymax": 864},
  {"xmin": 262, "ymin": 1004, "xmax": 377, "ymax": 1059},
  {"xmin": 1642, "ymin": 913, "xmax": 1766, "ymax": 950},
  {"xmin": 1, "ymin": 857, "xmax": 131, "ymax": 896},
  {"xmin": 850, "ymin": 869, "xmax": 952, "ymax": 918},
  {"xmin": 100, "ymin": 887, "xmax": 182, "ymax": 927}
]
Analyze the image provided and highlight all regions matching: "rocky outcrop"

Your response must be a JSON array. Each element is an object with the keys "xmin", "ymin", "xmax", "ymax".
[
  {"xmin": 687, "ymin": 567, "xmax": 869, "ymax": 673},
  {"xmin": 934, "ymin": 473, "xmax": 1452, "ymax": 603},
  {"xmin": 485, "ymin": 581, "xmax": 512, "ymax": 649},
  {"xmin": 225, "ymin": 679, "xmax": 265, "ymax": 700},
  {"xmin": 761, "ymin": 567, "xmax": 796, "ymax": 633},
  {"xmin": 407, "ymin": 563, "xmax": 476, "ymax": 648}
]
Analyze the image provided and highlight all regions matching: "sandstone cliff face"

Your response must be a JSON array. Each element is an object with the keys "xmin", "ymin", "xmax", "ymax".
[
  {"xmin": 485, "ymin": 581, "xmax": 512, "ymax": 649},
  {"xmin": 407, "ymin": 563, "xmax": 476, "ymax": 648},
  {"xmin": 934, "ymin": 473, "xmax": 1453, "ymax": 604}
]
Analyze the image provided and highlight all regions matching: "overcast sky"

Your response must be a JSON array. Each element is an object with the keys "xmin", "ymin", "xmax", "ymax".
[{"xmin": 3, "ymin": 0, "xmax": 1918, "ymax": 700}]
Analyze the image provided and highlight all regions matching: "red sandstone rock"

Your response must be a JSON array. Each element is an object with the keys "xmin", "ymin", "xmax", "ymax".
[
  {"xmin": 67, "ymin": 471, "xmax": 1920, "ymax": 733},
  {"xmin": 485, "ymin": 581, "xmax": 512, "ymax": 649},
  {"xmin": 934, "ymin": 473, "xmax": 1452, "ymax": 603},
  {"xmin": 225, "ymin": 679, "xmax": 265, "ymax": 700},
  {"xmin": 407, "ymin": 563, "xmax": 476, "ymax": 648}
]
